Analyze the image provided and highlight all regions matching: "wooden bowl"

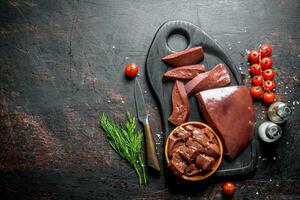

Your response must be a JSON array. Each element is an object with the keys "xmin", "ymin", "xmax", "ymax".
[{"xmin": 165, "ymin": 121, "xmax": 223, "ymax": 181}]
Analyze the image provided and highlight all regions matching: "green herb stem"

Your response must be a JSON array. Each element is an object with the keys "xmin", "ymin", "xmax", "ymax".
[{"xmin": 138, "ymin": 155, "xmax": 147, "ymax": 185}]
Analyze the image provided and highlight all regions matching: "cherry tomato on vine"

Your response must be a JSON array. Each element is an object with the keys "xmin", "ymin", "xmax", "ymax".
[
  {"xmin": 223, "ymin": 182, "xmax": 236, "ymax": 196},
  {"xmin": 261, "ymin": 57, "xmax": 273, "ymax": 69},
  {"xmin": 124, "ymin": 63, "xmax": 139, "ymax": 77},
  {"xmin": 260, "ymin": 44, "xmax": 272, "ymax": 57},
  {"xmin": 263, "ymin": 80, "xmax": 276, "ymax": 91},
  {"xmin": 250, "ymin": 86, "xmax": 263, "ymax": 98},
  {"xmin": 250, "ymin": 63, "xmax": 261, "ymax": 75},
  {"xmin": 263, "ymin": 91, "xmax": 276, "ymax": 103},
  {"xmin": 262, "ymin": 69, "xmax": 275, "ymax": 80},
  {"xmin": 248, "ymin": 50, "xmax": 260, "ymax": 63},
  {"xmin": 251, "ymin": 75, "xmax": 263, "ymax": 86}
]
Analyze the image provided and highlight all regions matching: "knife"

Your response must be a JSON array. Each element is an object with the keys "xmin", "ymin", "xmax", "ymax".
[{"xmin": 134, "ymin": 79, "xmax": 161, "ymax": 172}]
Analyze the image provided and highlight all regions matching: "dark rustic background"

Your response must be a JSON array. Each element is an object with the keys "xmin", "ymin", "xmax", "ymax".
[{"xmin": 0, "ymin": 0, "xmax": 299, "ymax": 199}]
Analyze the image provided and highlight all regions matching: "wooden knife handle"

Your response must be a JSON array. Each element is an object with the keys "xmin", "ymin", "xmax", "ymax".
[{"xmin": 143, "ymin": 123, "xmax": 161, "ymax": 171}]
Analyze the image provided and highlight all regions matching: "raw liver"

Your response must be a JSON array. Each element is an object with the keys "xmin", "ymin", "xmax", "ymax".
[
  {"xmin": 163, "ymin": 64, "xmax": 206, "ymax": 80},
  {"xmin": 192, "ymin": 128, "xmax": 210, "ymax": 147},
  {"xmin": 162, "ymin": 46, "xmax": 204, "ymax": 67},
  {"xmin": 168, "ymin": 152, "xmax": 187, "ymax": 176},
  {"xmin": 176, "ymin": 145, "xmax": 199, "ymax": 162},
  {"xmin": 186, "ymin": 137, "xmax": 220, "ymax": 158},
  {"xmin": 168, "ymin": 134, "xmax": 184, "ymax": 157},
  {"xmin": 174, "ymin": 126, "xmax": 191, "ymax": 140},
  {"xmin": 195, "ymin": 154, "xmax": 215, "ymax": 171},
  {"xmin": 185, "ymin": 164, "xmax": 201, "ymax": 177},
  {"xmin": 168, "ymin": 124, "xmax": 221, "ymax": 177},
  {"xmin": 196, "ymin": 86, "xmax": 255, "ymax": 160},
  {"xmin": 168, "ymin": 80, "xmax": 190, "ymax": 125},
  {"xmin": 185, "ymin": 63, "xmax": 231, "ymax": 96}
]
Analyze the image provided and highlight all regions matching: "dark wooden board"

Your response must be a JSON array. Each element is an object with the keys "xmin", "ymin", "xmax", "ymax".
[
  {"xmin": 146, "ymin": 20, "xmax": 256, "ymax": 176},
  {"xmin": 0, "ymin": 0, "xmax": 300, "ymax": 199}
]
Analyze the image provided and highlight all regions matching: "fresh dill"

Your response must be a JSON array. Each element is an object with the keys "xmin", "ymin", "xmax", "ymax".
[{"xmin": 99, "ymin": 112, "xmax": 147, "ymax": 185}]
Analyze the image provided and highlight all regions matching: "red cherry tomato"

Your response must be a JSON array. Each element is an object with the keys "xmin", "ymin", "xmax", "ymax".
[
  {"xmin": 263, "ymin": 80, "xmax": 276, "ymax": 91},
  {"xmin": 263, "ymin": 91, "xmax": 276, "ymax": 103},
  {"xmin": 248, "ymin": 50, "xmax": 260, "ymax": 63},
  {"xmin": 250, "ymin": 86, "xmax": 263, "ymax": 98},
  {"xmin": 124, "ymin": 63, "xmax": 139, "ymax": 77},
  {"xmin": 261, "ymin": 57, "xmax": 273, "ymax": 69},
  {"xmin": 262, "ymin": 69, "xmax": 275, "ymax": 80},
  {"xmin": 250, "ymin": 64, "xmax": 261, "ymax": 75},
  {"xmin": 260, "ymin": 44, "xmax": 272, "ymax": 57},
  {"xmin": 223, "ymin": 182, "xmax": 236, "ymax": 196},
  {"xmin": 251, "ymin": 75, "xmax": 263, "ymax": 86}
]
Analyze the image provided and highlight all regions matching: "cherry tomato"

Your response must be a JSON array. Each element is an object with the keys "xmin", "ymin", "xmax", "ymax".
[
  {"xmin": 250, "ymin": 64, "xmax": 261, "ymax": 75},
  {"xmin": 262, "ymin": 69, "xmax": 275, "ymax": 80},
  {"xmin": 260, "ymin": 44, "xmax": 272, "ymax": 57},
  {"xmin": 263, "ymin": 80, "xmax": 276, "ymax": 91},
  {"xmin": 223, "ymin": 182, "xmax": 236, "ymax": 196},
  {"xmin": 248, "ymin": 50, "xmax": 260, "ymax": 63},
  {"xmin": 251, "ymin": 75, "xmax": 263, "ymax": 86},
  {"xmin": 263, "ymin": 91, "xmax": 276, "ymax": 103},
  {"xmin": 250, "ymin": 86, "xmax": 263, "ymax": 98},
  {"xmin": 261, "ymin": 57, "xmax": 273, "ymax": 69},
  {"xmin": 124, "ymin": 63, "xmax": 139, "ymax": 77}
]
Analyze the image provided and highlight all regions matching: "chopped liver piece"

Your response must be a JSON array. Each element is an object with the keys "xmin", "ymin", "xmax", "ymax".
[
  {"xmin": 176, "ymin": 145, "xmax": 199, "ymax": 162},
  {"xmin": 185, "ymin": 64, "xmax": 231, "ymax": 96},
  {"xmin": 168, "ymin": 80, "xmax": 190, "ymax": 125},
  {"xmin": 163, "ymin": 64, "xmax": 206, "ymax": 81},
  {"xmin": 186, "ymin": 137, "xmax": 220, "ymax": 158},
  {"xmin": 205, "ymin": 143, "xmax": 220, "ymax": 158},
  {"xmin": 202, "ymin": 128, "xmax": 215, "ymax": 142},
  {"xmin": 168, "ymin": 134, "xmax": 184, "ymax": 157},
  {"xmin": 185, "ymin": 164, "xmax": 201, "ymax": 177},
  {"xmin": 184, "ymin": 125, "xmax": 195, "ymax": 131},
  {"xmin": 196, "ymin": 86, "xmax": 255, "ymax": 160},
  {"xmin": 174, "ymin": 126, "xmax": 191, "ymax": 140},
  {"xmin": 162, "ymin": 46, "xmax": 204, "ymax": 67},
  {"xmin": 195, "ymin": 154, "xmax": 215, "ymax": 171},
  {"xmin": 185, "ymin": 137, "xmax": 204, "ymax": 151},
  {"xmin": 192, "ymin": 128, "xmax": 210, "ymax": 147},
  {"xmin": 168, "ymin": 152, "xmax": 187, "ymax": 176}
]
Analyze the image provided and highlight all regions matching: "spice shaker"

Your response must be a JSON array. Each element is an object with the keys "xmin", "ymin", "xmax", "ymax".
[
  {"xmin": 268, "ymin": 102, "xmax": 292, "ymax": 124},
  {"xmin": 258, "ymin": 121, "xmax": 282, "ymax": 143}
]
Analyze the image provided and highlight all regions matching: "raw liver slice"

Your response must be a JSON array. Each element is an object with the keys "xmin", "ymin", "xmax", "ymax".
[
  {"xmin": 162, "ymin": 46, "xmax": 204, "ymax": 67},
  {"xmin": 185, "ymin": 63, "xmax": 231, "ymax": 96},
  {"xmin": 196, "ymin": 86, "xmax": 255, "ymax": 160},
  {"xmin": 168, "ymin": 80, "xmax": 190, "ymax": 125},
  {"xmin": 163, "ymin": 64, "xmax": 206, "ymax": 81}
]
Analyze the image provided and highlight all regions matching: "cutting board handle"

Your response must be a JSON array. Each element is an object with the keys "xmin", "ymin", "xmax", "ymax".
[{"xmin": 160, "ymin": 21, "xmax": 204, "ymax": 54}]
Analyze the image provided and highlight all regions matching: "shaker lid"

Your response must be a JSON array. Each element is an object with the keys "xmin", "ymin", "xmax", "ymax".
[
  {"xmin": 277, "ymin": 104, "xmax": 292, "ymax": 119},
  {"xmin": 266, "ymin": 124, "xmax": 282, "ymax": 140}
]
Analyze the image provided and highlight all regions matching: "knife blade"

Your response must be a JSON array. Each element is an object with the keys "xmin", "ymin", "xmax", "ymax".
[
  {"xmin": 134, "ymin": 79, "xmax": 161, "ymax": 172},
  {"xmin": 134, "ymin": 79, "xmax": 148, "ymax": 124}
]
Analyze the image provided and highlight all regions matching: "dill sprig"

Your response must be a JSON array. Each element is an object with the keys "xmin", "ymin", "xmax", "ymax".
[{"xmin": 99, "ymin": 112, "xmax": 147, "ymax": 185}]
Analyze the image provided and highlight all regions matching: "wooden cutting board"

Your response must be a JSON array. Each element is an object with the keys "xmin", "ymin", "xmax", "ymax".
[{"xmin": 145, "ymin": 20, "xmax": 256, "ymax": 176}]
